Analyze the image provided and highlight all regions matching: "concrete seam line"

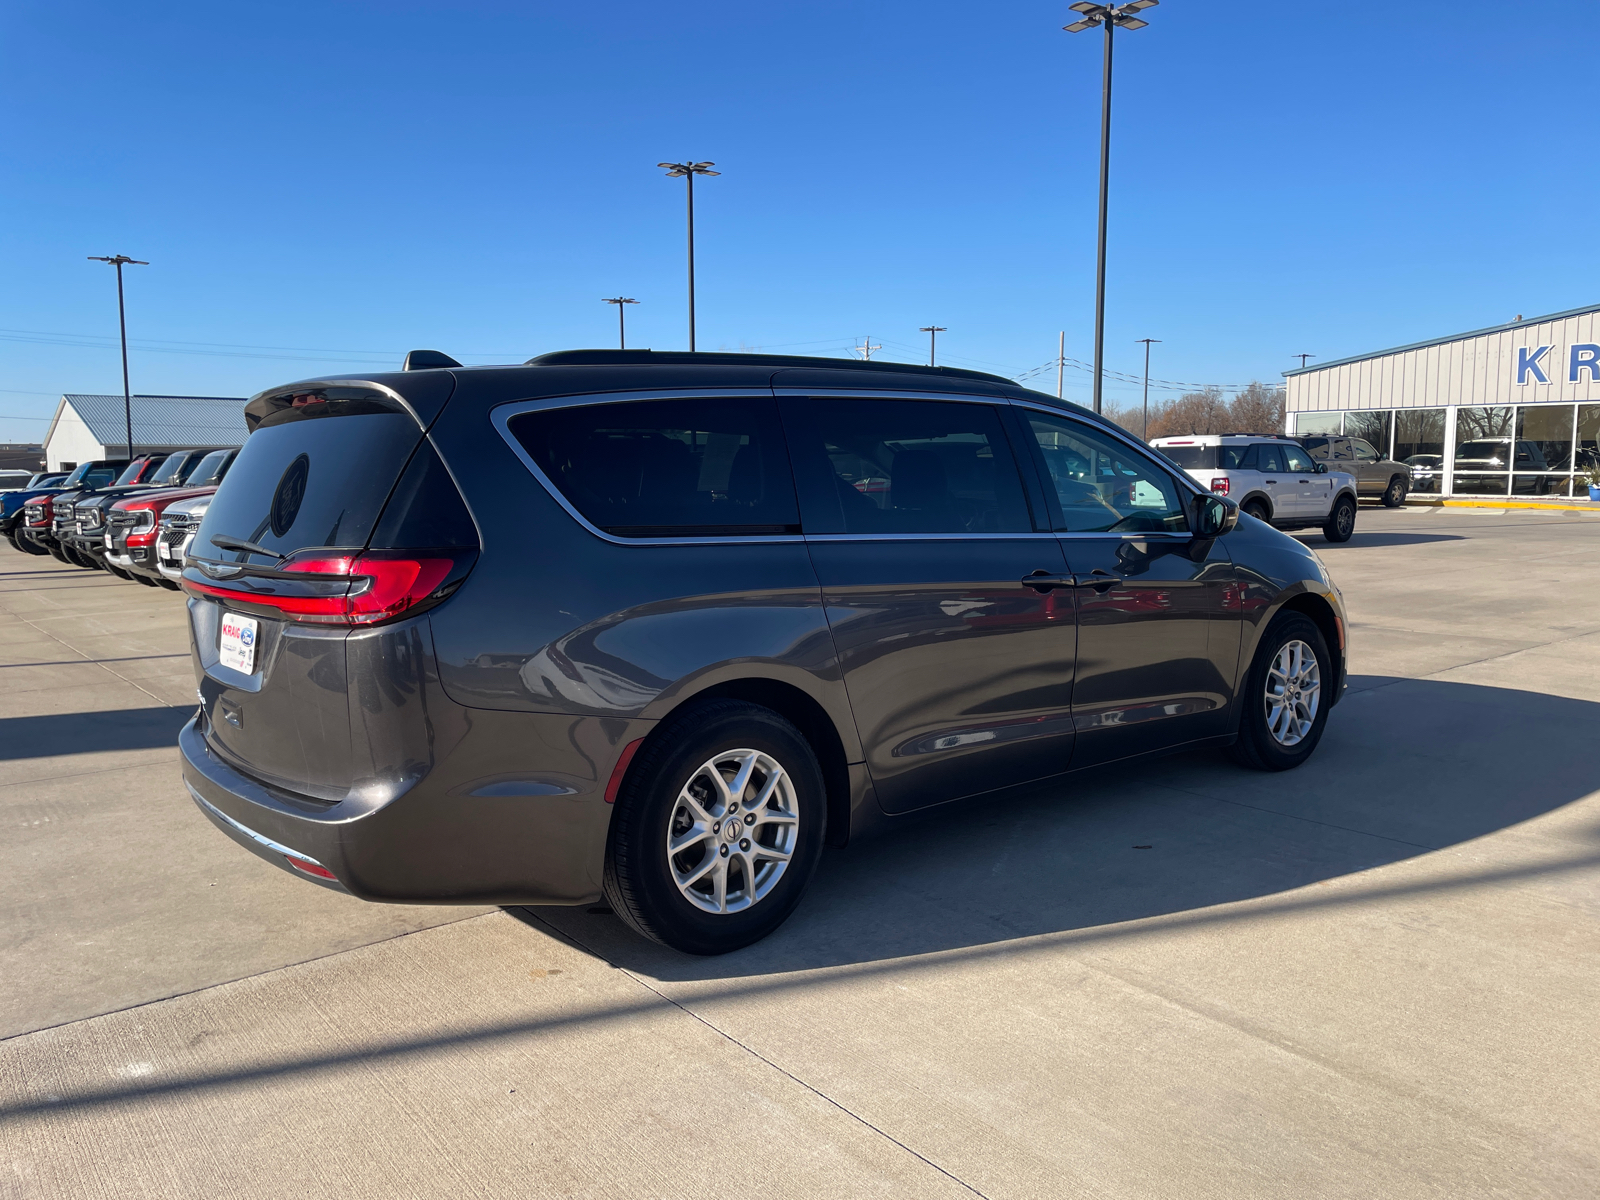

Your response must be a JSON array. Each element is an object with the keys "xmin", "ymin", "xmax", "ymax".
[
  {"xmin": 0, "ymin": 598, "xmax": 171, "ymax": 707},
  {"xmin": 0, "ymin": 910, "xmax": 500, "ymax": 1045},
  {"xmin": 519, "ymin": 909, "xmax": 994, "ymax": 1200}
]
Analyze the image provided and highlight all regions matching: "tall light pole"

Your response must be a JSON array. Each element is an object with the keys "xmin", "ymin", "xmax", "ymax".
[
  {"xmin": 87, "ymin": 254, "xmax": 148, "ymax": 459},
  {"xmin": 657, "ymin": 161, "xmax": 720, "ymax": 351},
  {"xmin": 1063, "ymin": 0, "xmax": 1158, "ymax": 414},
  {"xmin": 1136, "ymin": 337, "xmax": 1161, "ymax": 439},
  {"xmin": 920, "ymin": 325, "xmax": 947, "ymax": 367},
  {"xmin": 602, "ymin": 297, "xmax": 639, "ymax": 349}
]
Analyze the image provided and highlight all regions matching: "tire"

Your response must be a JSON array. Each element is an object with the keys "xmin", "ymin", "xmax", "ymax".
[
  {"xmin": 1381, "ymin": 476, "xmax": 1408, "ymax": 507},
  {"xmin": 1227, "ymin": 612, "xmax": 1333, "ymax": 772},
  {"xmin": 604, "ymin": 699, "xmax": 826, "ymax": 955},
  {"xmin": 1242, "ymin": 499, "xmax": 1271, "ymax": 523},
  {"xmin": 1322, "ymin": 495, "xmax": 1356, "ymax": 543},
  {"xmin": 11, "ymin": 533, "xmax": 45, "ymax": 555},
  {"xmin": 48, "ymin": 544, "xmax": 70, "ymax": 563},
  {"xmin": 105, "ymin": 564, "xmax": 132, "ymax": 580}
]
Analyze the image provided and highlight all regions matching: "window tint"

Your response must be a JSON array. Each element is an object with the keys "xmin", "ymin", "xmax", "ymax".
[
  {"xmin": 782, "ymin": 398, "xmax": 1030, "ymax": 535},
  {"xmin": 114, "ymin": 461, "xmax": 148, "ymax": 486},
  {"xmin": 509, "ymin": 397, "xmax": 798, "ymax": 537},
  {"xmin": 147, "ymin": 453, "xmax": 191, "ymax": 486},
  {"xmin": 85, "ymin": 469, "xmax": 118, "ymax": 488},
  {"xmin": 1256, "ymin": 443, "xmax": 1285, "ymax": 473},
  {"xmin": 1220, "ymin": 443, "xmax": 1259, "ymax": 470},
  {"xmin": 1027, "ymin": 413, "xmax": 1188, "ymax": 534},
  {"xmin": 197, "ymin": 409, "xmax": 423, "ymax": 560},
  {"xmin": 1282, "ymin": 445, "xmax": 1316, "ymax": 473},
  {"xmin": 1156, "ymin": 445, "xmax": 1216, "ymax": 469}
]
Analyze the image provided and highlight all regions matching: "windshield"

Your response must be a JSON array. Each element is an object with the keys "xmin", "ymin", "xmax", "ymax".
[
  {"xmin": 1157, "ymin": 445, "xmax": 1216, "ymax": 469},
  {"xmin": 147, "ymin": 453, "xmax": 191, "ymax": 486},
  {"xmin": 188, "ymin": 449, "xmax": 234, "ymax": 487},
  {"xmin": 114, "ymin": 461, "xmax": 146, "ymax": 485}
]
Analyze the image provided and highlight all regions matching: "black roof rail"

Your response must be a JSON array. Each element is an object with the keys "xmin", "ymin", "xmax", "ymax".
[{"xmin": 523, "ymin": 348, "xmax": 1014, "ymax": 387}]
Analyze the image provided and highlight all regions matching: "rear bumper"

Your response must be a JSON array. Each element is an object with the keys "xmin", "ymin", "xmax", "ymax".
[{"xmin": 179, "ymin": 708, "xmax": 644, "ymax": 906}]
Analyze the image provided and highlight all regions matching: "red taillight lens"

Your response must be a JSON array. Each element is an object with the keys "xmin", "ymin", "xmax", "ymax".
[
  {"xmin": 183, "ymin": 549, "xmax": 470, "ymax": 627},
  {"xmin": 1210, "ymin": 477, "xmax": 1231, "ymax": 495},
  {"xmin": 284, "ymin": 854, "xmax": 337, "ymax": 880}
]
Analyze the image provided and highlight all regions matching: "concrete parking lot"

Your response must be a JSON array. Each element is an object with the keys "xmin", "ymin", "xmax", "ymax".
[{"xmin": 3, "ymin": 506, "xmax": 1598, "ymax": 1199}]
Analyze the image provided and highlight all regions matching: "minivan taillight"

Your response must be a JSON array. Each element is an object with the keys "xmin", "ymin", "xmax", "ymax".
[{"xmin": 183, "ymin": 549, "xmax": 474, "ymax": 627}]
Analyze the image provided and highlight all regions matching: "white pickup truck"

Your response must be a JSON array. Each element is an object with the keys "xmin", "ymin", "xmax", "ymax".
[{"xmin": 1151, "ymin": 434, "xmax": 1359, "ymax": 542}]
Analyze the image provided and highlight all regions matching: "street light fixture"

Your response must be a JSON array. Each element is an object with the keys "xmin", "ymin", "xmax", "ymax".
[
  {"xmin": 1063, "ymin": 0, "xmax": 1158, "ymax": 415},
  {"xmin": 919, "ymin": 325, "xmax": 947, "ymax": 367},
  {"xmin": 657, "ymin": 160, "xmax": 720, "ymax": 352},
  {"xmin": 87, "ymin": 254, "xmax": 149, "ymax": 459},
  {"xmin": 602, "ymin": 297, "xmax": 640, "ymax": 349}
]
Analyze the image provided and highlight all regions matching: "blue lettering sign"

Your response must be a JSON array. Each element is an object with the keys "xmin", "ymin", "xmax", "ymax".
[
  {"xmin": 1570, "ymin": 344, "xmax": 1600, "ymax": 384},
  {"xmin": 1517, "ymin": 344, "xmax": 1551, "ymax": 385}
]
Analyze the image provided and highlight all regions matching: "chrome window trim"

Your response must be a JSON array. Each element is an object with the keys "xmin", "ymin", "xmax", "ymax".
[
  {"xmin": 490, "ymin": 389, "xmax": 805, "ymax": 547},
  {"xmin": 772, "ymin": 387, "xmax": 1005, "ymax": 404},
  {"xmin": 804, "ymin": 532, "xmax": 1064, "ymax": 544}
]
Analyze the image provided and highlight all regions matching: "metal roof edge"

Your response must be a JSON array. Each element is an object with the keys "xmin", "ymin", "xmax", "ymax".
[
  {"xmin": 41, "ymin": 398, "xmax": 68, "ymax": 451},
  {"xmin": 1282, "ymin": 300, "xmax": 1600, "ymax": 379}
]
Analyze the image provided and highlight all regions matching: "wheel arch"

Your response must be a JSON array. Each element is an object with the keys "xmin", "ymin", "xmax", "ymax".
[
  {"xmin": 659, "ymin": 677, "xmax": 854, "ymax": 849},
  {"xmin": 1238, "ymin": 491, "xmax": 1274, "ymax": 518},
  {"xmin": 1272, "ymin": 591, "xmax": 1344, "ymax": 704}
]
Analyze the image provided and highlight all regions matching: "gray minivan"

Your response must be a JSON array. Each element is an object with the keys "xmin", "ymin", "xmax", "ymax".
[{"xmin": 179, "ymin": 351, "xmax": 1348, "ymax": 954}]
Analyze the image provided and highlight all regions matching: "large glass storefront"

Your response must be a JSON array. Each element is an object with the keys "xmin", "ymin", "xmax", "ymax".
[{"xmin": 1290, "ymin": 403, "xmax": 1598, "ymax": 498}]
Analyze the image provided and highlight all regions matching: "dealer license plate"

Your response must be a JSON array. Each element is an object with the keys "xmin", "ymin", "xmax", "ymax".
[{"xmin": 219, "ymin": 612, "xmax": 258, "ymax": 674}]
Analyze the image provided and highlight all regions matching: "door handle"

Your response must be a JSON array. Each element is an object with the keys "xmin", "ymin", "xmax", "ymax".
[
  {"xmin": 1072, "ymin": 570, "xmax": 1122, "ymax": 592},
  {"xmin": 1264, "ymin": 479, "xmax": 1278, "ymax": 484},
  {"xmin": 1021, "ymin": 571, "xmax": 1074, "ymax": 592}
]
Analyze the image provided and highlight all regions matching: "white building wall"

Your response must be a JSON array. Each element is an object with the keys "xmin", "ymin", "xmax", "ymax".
[
  {"xmin": 1286, "ymin": 306, "xmax": 1600, "ymax": 415},
  {"xmin": 44, "ymin": 408, "xmax": 107, "ymax": 471}
]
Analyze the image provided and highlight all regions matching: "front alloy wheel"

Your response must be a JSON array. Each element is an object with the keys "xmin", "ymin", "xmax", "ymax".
[
  {"xmin": 1228, "ymin": 611, "xmax": 1333, "ymax": 771},
  {"xmin": 1264, "ymin": 640, "xmax": 1321, "ymax": 747}
]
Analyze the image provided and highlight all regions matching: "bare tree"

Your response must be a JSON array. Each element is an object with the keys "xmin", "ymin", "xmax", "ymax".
[
  {"xmin": 1228, "ymin": 382, "xmax": 1286, "ymax": 435},
  {"xmin": 1146, "ymin": 387, "xmax": 1229, "ymax": 438}
]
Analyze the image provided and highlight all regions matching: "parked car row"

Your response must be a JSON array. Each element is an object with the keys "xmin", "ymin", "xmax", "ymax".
[{"xmin": 3, "ymin": 449, "xmax": 234, "ymax": 588}]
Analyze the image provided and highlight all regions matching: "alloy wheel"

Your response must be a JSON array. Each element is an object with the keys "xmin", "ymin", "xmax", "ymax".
[
  {"xmin": 1264, "ymin": 639, "xmax": 1321, "ymax": 746},
  {"xmin": 666, "ymin": 748, "xmax": 799, "ymax": 915}
]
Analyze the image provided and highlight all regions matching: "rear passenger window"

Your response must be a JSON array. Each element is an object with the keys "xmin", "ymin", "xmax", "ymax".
[
  {"xmin": 1220, "ymin": 444, "xmax": 1259, "ymax": 470},
  {"xmin": 781, "ymin": 398, "xmax": 1032, "ymax": 535},
  {"xmin": 1026, "ymin": 413, "xmax": 1189, "ymax": 534},
  {"xmin": 508, "ymin": 397, "xmax": 799, "ymax": 537},
  {"xmin": 1257, "ymin": 444, "xmax": 1286, "ymax": 473}
]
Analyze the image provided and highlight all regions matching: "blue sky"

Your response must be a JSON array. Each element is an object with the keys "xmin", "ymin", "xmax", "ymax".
[{"xmin": 2, "ymin": 0, "xmax": 1596, "ymax": 443}]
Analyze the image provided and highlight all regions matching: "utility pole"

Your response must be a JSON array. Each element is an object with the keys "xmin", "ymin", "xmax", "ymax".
[
  {"xmin": 601, "ymin": 297, "xmax": 639, "ymax": 349},
  {"xmin": 87, "ymin": 254, "xmax": 148, "ymax": 459},
  {"xmin": 919, "ymin": 326, "xmax": 946, "ymax": 367},
  {"xmin": 1057, "ymin": 331, "xmax": 1066, "ymax": 399},
  {"xmin": 855, "ymin": 336, "xmax": 882, "ymax": 361},
  {"xmin": 1136, "ymin": 337, "xmax": 1161, "ymax": 439},
  {"xmin": 657, "ymin": 161, "xmax": 720, "ymax": 351},
  {"xmin": 1293, "ymin": 353, "xmax": 1315, "ymax": 370},
  {"xmin": 1063, "ymin": 1, "xmax": 1158, "ymax": 414}
]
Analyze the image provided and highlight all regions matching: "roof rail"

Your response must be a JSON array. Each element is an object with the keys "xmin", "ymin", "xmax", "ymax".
[{"xmin": 522, "ymin": 348, "xmax": 1014, "ymax": 387}]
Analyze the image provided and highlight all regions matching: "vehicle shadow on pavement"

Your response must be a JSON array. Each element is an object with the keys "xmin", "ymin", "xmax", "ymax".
[
  {"xmin": 0, "ymin": 706, "xmax": 193, "ymax": 760},
  {"xmin": 1323, "ymin": 532, "xmax": 1467, "ymax": 548},
  {"xmin": 525, "ymin": 675, "xmax": 1600, "ymax": 979}
]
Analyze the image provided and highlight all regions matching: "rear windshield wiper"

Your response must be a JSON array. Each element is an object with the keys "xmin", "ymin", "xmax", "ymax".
[{"xmin": 210, "ymin": 534, "xmax": 284, "ymax": 561}]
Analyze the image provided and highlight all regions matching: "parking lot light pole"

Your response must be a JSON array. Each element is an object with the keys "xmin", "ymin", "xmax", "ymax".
[
  {"xmin": 657, "ymin": 161, "xmax": 720, "ymax": 352},
  {"xmin": 1137, "ymin": 337, "xmax": 1160, "ymax": 438},
  {"xmin": 87, "ymin": 254, "xmax": 148, "ymax": 458},
  {"xmin": 920, "ymin": 326, "xmax": 947, "ymax": 367},
  {"xmin": 602, "ymin": 297, "xmax": 639, "ymax": 349},
  {"xmin": 1063, "ymin": 0, "xmax": 1158, "ymax": 414}
]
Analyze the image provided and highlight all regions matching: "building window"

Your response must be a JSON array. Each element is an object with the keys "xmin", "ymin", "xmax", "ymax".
[
  {"xmin": 1514, "ymin": 404, "xmax": 1575, "ymax": 497},
  {"xmin": 1451, "ymin": 406, "xmax": 1513, "ymax": 496},
  {"xmin": 1343, "ymin": 410, "xmax": 1393, "ymax": 460},
  {"xmin": 1294, "ymin": 412, "xmax": 1342, "ymax": 438},
  {"xmin": 1395, "ymin": 409, "xmax": 1445, "ymax": 495},
  {"xmin": 1578, "ymin": 406, "xmax": 1600, "ymax": 479}
]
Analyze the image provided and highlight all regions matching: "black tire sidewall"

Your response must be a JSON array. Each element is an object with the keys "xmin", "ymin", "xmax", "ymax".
[
  {"xmin": 604, "ymin": 701, "xmax": 826, "ymax": 955},
  {"xmin": 1244, "ymin": 500, "xmax": 1271, "ymax": 523},
  {"xmin": 1237, "ymin": 613, "xmax": 1333, "ymax": 770},
  {"xmin": 1324, "ymin": 496, "xmax": 1355, "ymax": 542}
]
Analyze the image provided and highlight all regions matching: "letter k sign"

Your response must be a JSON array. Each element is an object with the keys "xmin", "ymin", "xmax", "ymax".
[{"xmin": 1517, "ymin": 345, "xmax": 1552, "ymax": 385}]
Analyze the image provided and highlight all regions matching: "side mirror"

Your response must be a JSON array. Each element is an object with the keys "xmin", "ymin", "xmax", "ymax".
[
  {"xmin": 1314, "ymin": 461, "xmax": 1328, "ymax": 474},
  {"xmin": 1192, "ymin": 493, "xmax": 1238, "ymax": 538}
]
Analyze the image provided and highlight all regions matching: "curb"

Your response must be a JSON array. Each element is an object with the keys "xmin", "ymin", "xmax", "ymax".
[{"xmin": 1401, "ymin": 498, "xmax": 1600, "ymax": 514}]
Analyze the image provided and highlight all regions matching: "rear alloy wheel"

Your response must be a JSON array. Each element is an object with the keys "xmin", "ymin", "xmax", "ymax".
[
  {"xmin": 1242, "ymin": 499, "xmax": 1271, "ymax": 524},
  {"xmin": 604, "ymin": 700, "xmax": 826, "ymax": 955},
  {"xmin": 1322, "ymin": 495, "xmax": 1356, "ymax": 543},
  {"xmin": 1227, "ymin": 612, "xmax": 1332, "ymax": 771},
  {"xmin": 1381, "ymin": 476, "xmax": 1408, "ymax": 507}
]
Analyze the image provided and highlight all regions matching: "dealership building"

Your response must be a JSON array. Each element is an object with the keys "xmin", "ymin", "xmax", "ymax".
[
  {"xmin": 42, "ymin": 394, "xmax": 246, "ymax": 472},
  {"xmin": 1285, "ymin": 301, "xmax": 1600, "ymax": 497}
]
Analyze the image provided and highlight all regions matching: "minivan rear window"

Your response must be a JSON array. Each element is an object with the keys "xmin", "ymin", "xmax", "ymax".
[
  {"xmin": 508, "ymin": 397, "xmax": 799, "ymax": 537},
  {"xmin": 1158, "ymin": 445, "xmax": 1217, "ymax": 469},
  {"xmin": 196, "ymin": 399, "xmax": 423, "ymax": 561}
]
